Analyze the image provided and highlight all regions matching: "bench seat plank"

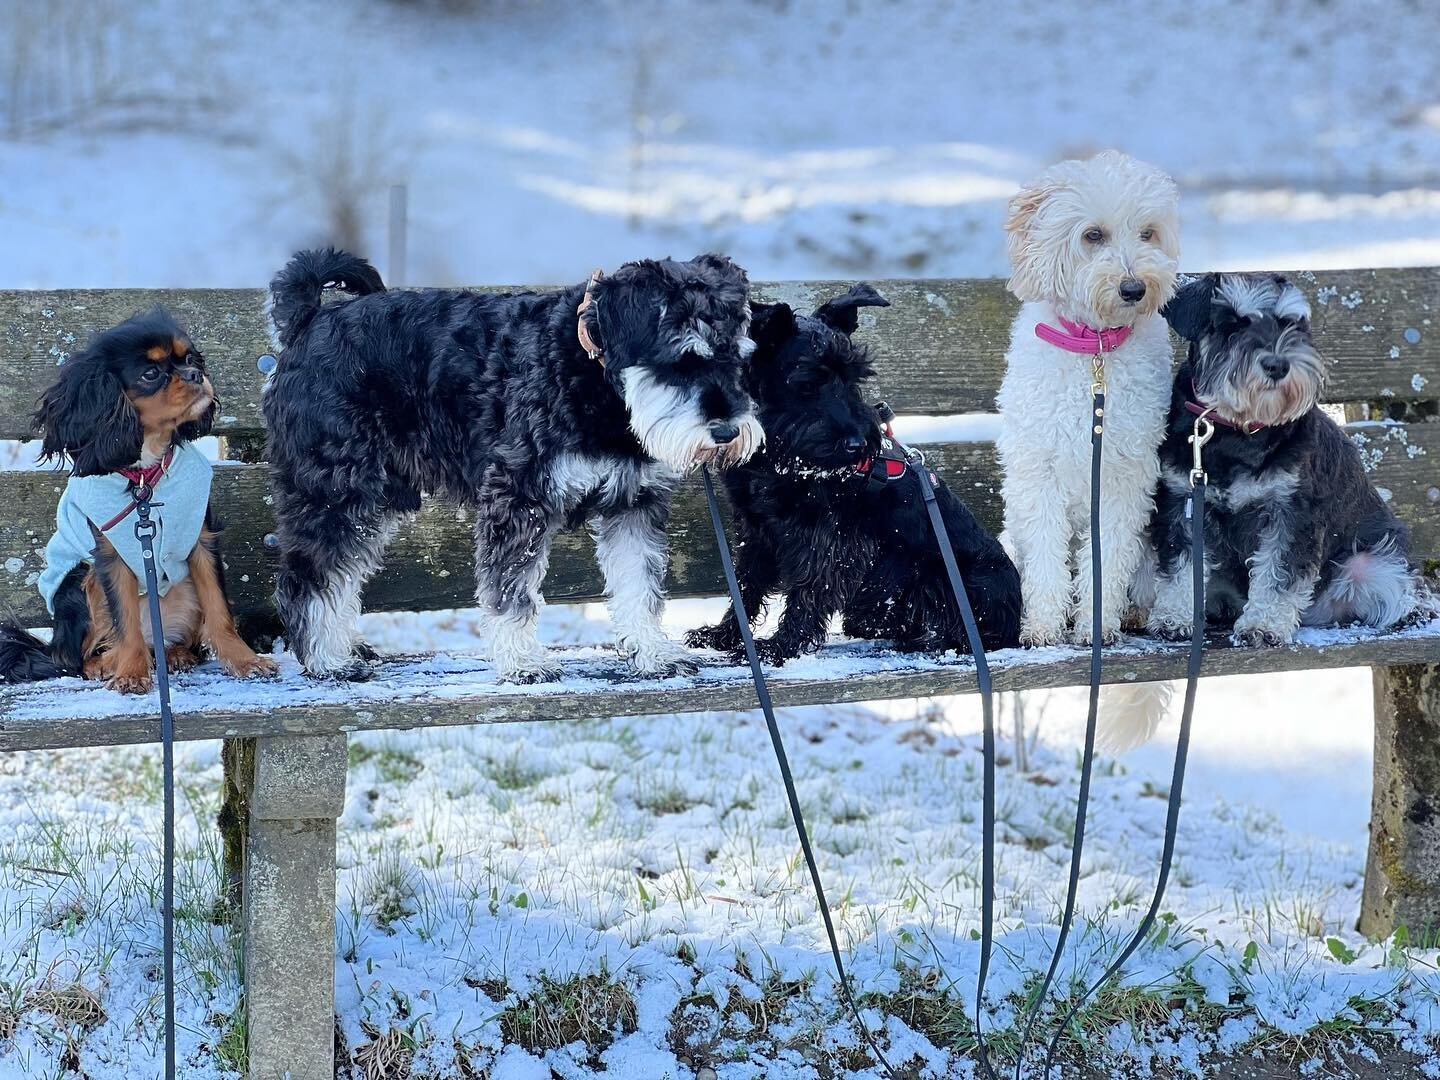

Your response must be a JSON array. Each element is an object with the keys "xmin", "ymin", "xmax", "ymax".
[
  {"xmin": 1, "ymin": 424, "xmax": 1434, "ymax": 627},
  {"xmin": 0, "ymin": 267, "xmax": 1434, "ymax": 440},
  {"xmin": 4, "ymin": 618, "xmax": 1438, "ymax": 753}
]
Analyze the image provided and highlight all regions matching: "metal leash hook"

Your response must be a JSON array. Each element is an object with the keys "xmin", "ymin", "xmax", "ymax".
[{"xmin": 133, "ymin": 492, "xmax": 178, "ymax": 1080}]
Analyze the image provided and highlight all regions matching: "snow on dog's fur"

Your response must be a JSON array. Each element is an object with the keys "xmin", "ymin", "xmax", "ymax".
[{"xmin": 997, "ymin": 151, "xmax": 1180, "ymax": 646}]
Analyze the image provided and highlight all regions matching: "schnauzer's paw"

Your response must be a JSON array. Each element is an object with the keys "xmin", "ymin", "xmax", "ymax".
[
  {"xmin": 1146, "ymin": 619, "xmax": 1194, "ymax": 642},
  {"xmin": 164, "ymin": 644, "xmax": 202, "ymax": 674},
  {"xmin": 1231, "ymin": 609, "xmax": 1297, "ymax": 648},
  {"xmin": 752, "ymin": 637, "xmax": 795, "ymax": 667},
  {"xmin": 496, "ymin": 659, "xmax": 564, "ymax": 685},
  {"xmin": 624, "ymin": 638, "xmax": 701, "ymax": 679},
  {"xmin": 684, "ymin": 624, "xmax": 741, "ymax": 653},
  {"xmin": 306, "ymin": 658, "xmax": 375, "ymax": 683},
  {"xmin": 1230, "ymin": 622, "xmax": 1295, "ymax": 648},
  {"xmin": 353, "ymin": 639, "xmax": 381, "ymax": 662},
  {"xmin": 222, "ymin": 653, "xmax": 280, "ymax": 680},
  {"xmin": 1019, "ymin": 621, "xmax": 1067, "ymax": 648}
]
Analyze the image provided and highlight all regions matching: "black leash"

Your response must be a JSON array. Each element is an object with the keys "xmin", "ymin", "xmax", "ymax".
[
  {"xmin": 1036, "ymin": 416, "xmax": 1213, "ymax": 1075},
  {"xmin": 132, "ymin": 492, "xmax": 178, "ymax": 1080},
  {"xmin": 1014, "ymin": 362, "xmax": 1107, "ymax": 1076},
  {"xmin": 700, "ymin": 466, "xmax": 898, "ymax": 1079},
  {"xmin": 904, "ymin": 451, "xmax": 1003, "ymax": 1080}
]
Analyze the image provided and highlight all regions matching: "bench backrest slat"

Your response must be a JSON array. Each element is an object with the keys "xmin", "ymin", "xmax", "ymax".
[
  {"xmin": 1, "ymin": 425, "xmax": 1434, "ymax": 627},
  {"xmin": 1, "ymin": 268, "xmax": 1435, "ymax": 440}
]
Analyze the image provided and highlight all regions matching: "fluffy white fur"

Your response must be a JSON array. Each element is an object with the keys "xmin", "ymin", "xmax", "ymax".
[{"xmin": 997, "ymin": 151, "xmax": 1181, "ymax": 645}]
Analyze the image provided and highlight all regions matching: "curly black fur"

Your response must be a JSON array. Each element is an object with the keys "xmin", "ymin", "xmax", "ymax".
[
  {"xmin": 264, "ymin": 248, "xmax": 761, "ymax": 682},
  {"xmin": 687, "ymin": 284, "xmax": 1021, "ymax": 665}
]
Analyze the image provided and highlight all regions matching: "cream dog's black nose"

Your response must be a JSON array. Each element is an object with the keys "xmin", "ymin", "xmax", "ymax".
[{"xmin": 1119, "ymin": 278, "xmax": 1146, "ymax": 303}]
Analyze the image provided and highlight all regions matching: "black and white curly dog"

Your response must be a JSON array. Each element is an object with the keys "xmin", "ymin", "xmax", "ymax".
[
  {"xmin": 1145, "ymin": 272, "xmax": 1422, "ymax": 644},
  {"xmin": 264, "ymin": 249, "xmax": 763, "ymax": 682},
  {"xmin": 687, "ymin": 284, "xmax": 1021, "ymax": 665}
]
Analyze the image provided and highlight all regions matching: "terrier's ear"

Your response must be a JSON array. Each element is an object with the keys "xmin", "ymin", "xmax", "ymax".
[
  {"xmin": 747, "ymin": 301, "xmax": 797, "ymax": 356},
  {"xmin": 813, "ymin": 283, "xmax": 890, "ymax": 335},
  {"xmin": 34, "ymin": 355, "xmax": 142, "ymax": 477},
  {"xmin": 1161, "ymin": 274, "xmax": 1220, "ymax": 342},
  {"xmin": 1004, "ymin": 180, "xmax": 1061, "ymax": 302}
]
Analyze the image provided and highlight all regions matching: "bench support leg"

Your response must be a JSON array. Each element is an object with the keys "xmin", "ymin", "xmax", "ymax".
[
  {"xmin": 243, "ymin": 733, "xmax": 347, "ymax": 1080},
  {"xmin": 219, "ymin": 736, "xmax": 254, "ymax": 922},
  {"xmin": 1360, "ymin": 662, "xmax": 1440, "ymax": 939}
]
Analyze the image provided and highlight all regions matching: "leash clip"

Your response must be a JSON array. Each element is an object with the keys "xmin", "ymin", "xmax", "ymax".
[
  {"xmin": 1188, "ymin": 412, "xmax": 1215, "ymax": 488},
  {"xmin": 1090, "ymin": 352, "xmax": 1106, "ymax": 396}
]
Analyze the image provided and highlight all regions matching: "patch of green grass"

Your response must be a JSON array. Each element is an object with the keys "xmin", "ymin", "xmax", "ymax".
[
  {"xmin": 349, "ymin": 743, "xmax": 424, "ymax": 785},
  {"xmin": 210, "ymin": 1003, "xmax": 247, "ymax": 1076},
  {"xmin": 498, "ymin": 970, "xmax": 637, "ymax": 1063}
]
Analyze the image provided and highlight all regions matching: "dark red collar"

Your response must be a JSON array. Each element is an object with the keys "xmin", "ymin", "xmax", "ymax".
[
  {"xmin": 1184, "ymin": 383, "xmax": 1267, "ymax": 436},
  {"xmin": 99, "ymin": 448, "xmax": 174, "ymax": 532}
]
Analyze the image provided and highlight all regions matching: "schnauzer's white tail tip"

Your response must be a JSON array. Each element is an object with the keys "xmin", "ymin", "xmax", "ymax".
[{"xmin": 1097, "ymin": 681, "xmax": 1174, "ymax": 753}]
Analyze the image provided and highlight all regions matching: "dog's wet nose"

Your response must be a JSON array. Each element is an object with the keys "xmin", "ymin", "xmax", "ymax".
[
  {"xmin": 709, "ymin": 421, "xmax": 740, "ymax": 445},
  {"xmin": 1261, "ymin": 355, "xmax": 1290, "ymax": 381},
  {"xmin": 1119, "ymin": 278, "xmax": 1146, "ymax": 303},
  {"xmin": 843, "ymin": 435, "xmax": 867, "ymax": 456},
  {"xmin": 178, "ymin": 365, "xmax": 204, "ymax": 385}
]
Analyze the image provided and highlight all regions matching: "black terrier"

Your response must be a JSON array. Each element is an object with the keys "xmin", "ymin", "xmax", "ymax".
[
  {"xmin": 1145, "ymin": 272, "xmax": 1421, "ymax": 644},
  {"xmin": 264, "ymin": 249, "xmax": 763, "ymax": 683},
  {"xmin": 687, "ymin": 284, "xmax": 1021, "ymax": 665}
]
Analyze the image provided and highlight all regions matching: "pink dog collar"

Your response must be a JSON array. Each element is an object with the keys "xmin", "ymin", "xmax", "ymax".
[{"xmin": 1034, "ymin": 315, "xmax": 1132, "ymax": 354}]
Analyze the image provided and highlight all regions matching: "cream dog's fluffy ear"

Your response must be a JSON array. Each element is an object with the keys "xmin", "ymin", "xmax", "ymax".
[{"xmin": 1004, "ymin": 180, "xmax": 1060, "ymax": 303}]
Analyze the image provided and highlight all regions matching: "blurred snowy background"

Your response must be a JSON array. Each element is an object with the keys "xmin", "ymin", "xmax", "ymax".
[
  {"xmin": 3, "ymin": 0, "xmax": 1440, "ymax": 288},
  {"xmin": 4, "ymin": 2, "xmax": 1440, "ymax": 1077}
]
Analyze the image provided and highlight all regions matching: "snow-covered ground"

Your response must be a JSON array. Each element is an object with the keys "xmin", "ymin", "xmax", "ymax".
[{"xmin": 3, "ymin": 0, "xmax": 1440, "ymax": 1076}]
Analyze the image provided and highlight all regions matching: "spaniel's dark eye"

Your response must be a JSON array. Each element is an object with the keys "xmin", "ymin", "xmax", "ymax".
[
  {"xmin": 140, "ymin": 367, "xmax": 166, "ymax": 384},
  {"xmin": 1083, "ymin": 227, "xmax": 1105, "ymax": 244}
]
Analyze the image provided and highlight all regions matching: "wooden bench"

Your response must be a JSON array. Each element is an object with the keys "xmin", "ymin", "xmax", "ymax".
[{"xmin": 1, "ymin": 270, "xmax": 1437, "ymax": 1080}]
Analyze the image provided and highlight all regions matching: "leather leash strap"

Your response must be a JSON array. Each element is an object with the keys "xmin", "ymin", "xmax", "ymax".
[
  {"xmin": 1036, "ymin": 417, "xmax": 1213, "ymax": 1074},
  {"xmin": 700, "ymin": 466, "xmax": 899, "ymax": 1079},
  {"xmin": 1014, "ymin": 360, "xmax": 1107, "ymax": 1076},
  {"xmin": 133, "ymin": 494, "xmax": 177, "ymax": 1080}
]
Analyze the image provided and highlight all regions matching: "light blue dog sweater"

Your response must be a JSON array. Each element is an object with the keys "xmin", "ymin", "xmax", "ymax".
[{"xmin": 37, "ymin": 442, "xmax": 213, "ymax": 614}]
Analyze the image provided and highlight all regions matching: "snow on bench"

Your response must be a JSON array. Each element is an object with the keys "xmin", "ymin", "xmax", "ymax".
[{"xmin": 0, "ymin": 269, "xmax": 1436, "ymax": 1080}]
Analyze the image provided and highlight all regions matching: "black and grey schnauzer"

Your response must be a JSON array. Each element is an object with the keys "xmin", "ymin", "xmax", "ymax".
[
  {"xmin": 264, "ymin": 249, "xmax": 763, "ymax": 682},
  {"xmin": 686, "ymin": 284, "xmax": 1021, "ymax": 665},
  {"xmin": 1145, "ymin": 272, "xmax": 1420, "ymax": 644}
]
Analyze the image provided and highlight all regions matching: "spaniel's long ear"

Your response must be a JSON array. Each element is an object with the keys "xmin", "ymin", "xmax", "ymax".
[
  {"xmin": 747, "ymin": 301, "xmax": 797, "ymax": 358},
  {"xmin": 1161, "ymin": 274, "xmax": 1220, "ymax": 342},
  {"xmin": 813, "ymin": 283, "xmax": 889, "ymax": 336},
  {"xmin": 34, "ymin": 354, "xmax": 142, "ymax": 477}
]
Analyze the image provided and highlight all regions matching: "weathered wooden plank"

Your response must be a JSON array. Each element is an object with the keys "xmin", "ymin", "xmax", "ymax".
[
  {"xmin": 1, "ymin": 267, "xmax": 1435, "ymax": 439},
  {"xmin": 3, "ymin": 629, "xmax": 1439, "ymax": 752},
  {"xmin": 1, "ymin": 423, "xmax": 1435, "ymax": 624}
]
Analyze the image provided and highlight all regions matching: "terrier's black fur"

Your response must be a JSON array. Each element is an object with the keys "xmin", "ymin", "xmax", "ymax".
[
  {"xmin": 1146, "ymin": 273, "xmax": 1419, "ymax": 644},
  {"xmin": 264, "ymin": 249, "xmax": 761, "ymax": 682},
  {"xmin": 687, "ymin": 284, "xmax": 1022, "ymax": 665}
]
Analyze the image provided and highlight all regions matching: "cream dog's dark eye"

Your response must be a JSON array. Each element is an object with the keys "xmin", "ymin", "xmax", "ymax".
[
  {"xmin": 1139, "ymin": 227, "xmax": 1156, "ymax": 242},
  {"xmin": 1083, "ymin": 227, "xmax": 1105, "ymax": 244}
]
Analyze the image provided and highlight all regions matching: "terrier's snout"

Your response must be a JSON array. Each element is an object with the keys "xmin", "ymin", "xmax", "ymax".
[
  {"xmin": 1119, "ymin": 278, "xmax": 1147, "ymax": 304},
  {"xmin": 1260, "ymin": 355, "xmax": 1290, "ymax": 382},
  {"xmin": 709, "ymin": 420, "xmax": 740, "ymax": 445},
  {"xmin": 843, "ymin": 435, "xmax": 867, "ymax": 456}
]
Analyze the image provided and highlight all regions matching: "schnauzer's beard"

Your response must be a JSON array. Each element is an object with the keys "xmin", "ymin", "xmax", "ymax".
[
  {"xmin": 1065, "ymin": 246, "xmax": 1177, "ymax": 328},
  {"xmin": 1198, "ymin": 329, "xmax": 1325, "ymax": 428},
  {"xmin": 621, "ymin": 367, "xmax": 763, "ymax": 471}
]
